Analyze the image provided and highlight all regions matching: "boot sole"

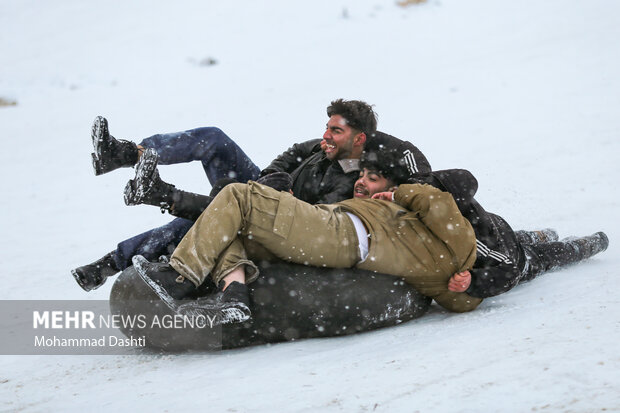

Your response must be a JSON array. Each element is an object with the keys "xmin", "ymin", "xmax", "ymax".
[
  {"xmin": 132, "ymin": 255, "xmax": 181, "ymax": 312},
  {"xmin": 71, "ymin": 268, "xmax": 106, "ymax": 292},
  {"xmin": 124, "ymin": 148, "xmax": 159, "ymax": 205},
  {"xmin": 91, "ymin": 116, "xmax": 109, "ymax": 176},
  {"xmin": 178, "ymin": 299, "xmax": 250, "ymax": 325},
  {"xmin": 595, "ymin": 231, "xmax": 609, "ymax": 252}
]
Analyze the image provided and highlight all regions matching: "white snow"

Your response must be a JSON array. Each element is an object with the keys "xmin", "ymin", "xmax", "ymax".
[{"xmin": 1, "ymin": 0, "xmax": 619, "ymax": 411}]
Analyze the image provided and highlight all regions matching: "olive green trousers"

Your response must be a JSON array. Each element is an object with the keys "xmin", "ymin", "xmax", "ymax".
[{"xmin": 170, "ymin": 182, "xmax": 360, "ymax": 286}]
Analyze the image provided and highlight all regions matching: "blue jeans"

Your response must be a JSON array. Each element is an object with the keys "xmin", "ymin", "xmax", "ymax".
[
  {"xmin": 113, "ymin": 127, "xmax": 261, "ymax": 269},
  {"xmin": 139, "ymin": 127, "xmax": 260, "ymax": 185}
]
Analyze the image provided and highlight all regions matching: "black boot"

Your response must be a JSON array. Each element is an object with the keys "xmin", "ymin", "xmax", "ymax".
[
  {"xmin": 563, "ymin": 231, "xmax": 609, "ymax": 258},
  {"xmin": 515, "ymin": 228, "xmax": 559, "ymax": 245},
  {"xmin": 133, "ymin": 255, "xmax": 196, "ymax": 301},
  {"xmin": 91, "ymin": 116, "xmax": 139, "ymax": 176},
  {"xmin": 124, "ymin": 148, "xmax": 214, "ymax": 220},
  {"xmin": 134, "ymin": 256, "xmax": 251, "ymax": 326},
  {"xmin": 123, "ymin": 148, "xmax": 170, "ymax": 207},
  {"xmin": 520, "ymin": 232, "xmax": 609, "ymax": 282},
  {"xmin": 72, "ymin": 252, "xmax": 119, "ymax": 292},
  {"xmin": 177, "ymin": 281, "xmax": 251, "ymax": 326}
]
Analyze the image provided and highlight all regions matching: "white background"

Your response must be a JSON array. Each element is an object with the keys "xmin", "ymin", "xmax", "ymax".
[{"xmin": 1, "ymin": 0, "xmax": 619, "ymax": 411}]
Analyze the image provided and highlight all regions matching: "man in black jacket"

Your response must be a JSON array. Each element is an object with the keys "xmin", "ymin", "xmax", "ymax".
[
  {"xmin": 72, "ymin": 99, "xmax": 431, "ymax": 291},
  {"xmin": 404, "ymin": 169, "xmax": 609, "ymax": 298}
]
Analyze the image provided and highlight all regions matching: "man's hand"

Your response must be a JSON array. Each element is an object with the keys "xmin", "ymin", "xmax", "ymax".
[
  {"xmin": 371, "ymin": 191, "xmax": 394, "ymax": 201},
  {"xmin": 448, "ymin": 270, "xmax": 471, "ymax": 293}
]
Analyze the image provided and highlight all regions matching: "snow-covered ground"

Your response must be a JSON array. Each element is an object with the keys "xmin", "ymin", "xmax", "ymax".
[{"xmin": 1, "ymin": 0, "xmax": 619, "ymax": 411}]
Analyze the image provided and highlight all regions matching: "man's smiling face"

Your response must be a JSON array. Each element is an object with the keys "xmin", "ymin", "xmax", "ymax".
[
  {"xmin": 353, "ymin": 168, "xmax": 394, "ymax": 198},
  {"xmin": 321, "ymin": 115, "xmax": 362, "ymax": 160}
]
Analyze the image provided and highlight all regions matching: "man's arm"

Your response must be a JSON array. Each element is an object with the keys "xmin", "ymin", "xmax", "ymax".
[
  {"xmin": 260, "ymin": 139, "xmax": 322, "ymax": 176},
  {"xmin": 393, "ymin": 184, "xmax": 468, "ymax": 227},
  {"xmin": 378, "ymin": 184, "xmax": 474, "ymax": 243},
  {"xmin": 390, "ymin": 184, "xmax": 482, "ymax": 312}
]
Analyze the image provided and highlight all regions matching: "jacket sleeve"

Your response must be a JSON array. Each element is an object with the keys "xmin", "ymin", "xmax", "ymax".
[
  {"xmin": 465, "ymin": 264, "xmax": 522, "ymax": 298},
  {"xmin": 260, "ymin": 139, "xmax": 322, "ymax": 176},
  {"xmin": 393, "ymin": 184, "xmax": 471, "ymax": 238},
  {"xmin": 398, "ymin": 140, "xmax": 432, "ymax": 174},
  {"xmin": 365, "ymin": 132, "xmax": 431, "ymax": 176},
  {"xmin": 394, "ymin": 184, "xmax": 481, "ymax": 312}
]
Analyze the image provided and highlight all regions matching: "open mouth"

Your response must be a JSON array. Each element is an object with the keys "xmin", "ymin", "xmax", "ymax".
[
  {"xmin": 323, "ymin": 142, "xmax": 336, "ymax": 152},
  {"xmin": 354, "ymin": 185, "xmax": 369, "ymax": 198}
]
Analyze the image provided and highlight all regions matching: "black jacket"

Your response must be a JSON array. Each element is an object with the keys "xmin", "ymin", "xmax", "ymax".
[
  {"xmin": 171, "ymin": 132, "xmax": 431, "ymax": 220},
  {"xmin": 408, "ymin": 169, "xmax": 526, "ymax": 298},
  {"xmin": 261, "ymin": 132, "xmax": 431, "ymax": 204}
]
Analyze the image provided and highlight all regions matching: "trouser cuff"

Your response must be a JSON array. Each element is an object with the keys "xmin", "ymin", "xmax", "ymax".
[{"xmin": 169, "ymin": 259, "xmax": 202, "ymax": 288}]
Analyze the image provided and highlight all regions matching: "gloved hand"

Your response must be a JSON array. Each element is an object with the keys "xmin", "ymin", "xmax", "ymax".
[{"xmin": 256, "ymin": 172, "xmax": 293, "ymax": 192}]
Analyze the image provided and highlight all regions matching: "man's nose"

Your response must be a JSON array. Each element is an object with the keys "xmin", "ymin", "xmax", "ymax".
[{"xmin": 323, "ymin": 130, "xmax": 331, "ymax": 139}]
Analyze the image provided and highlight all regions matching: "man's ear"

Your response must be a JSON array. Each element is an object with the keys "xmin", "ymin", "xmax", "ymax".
[{"xmin": 354, "ymin": 132, "xmax": 366, "ymax": 147}]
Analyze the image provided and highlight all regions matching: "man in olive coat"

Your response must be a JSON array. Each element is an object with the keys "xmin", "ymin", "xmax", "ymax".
[{"xmin": 133, "ymin": 161, "xmax": 481, "ymax": 326}]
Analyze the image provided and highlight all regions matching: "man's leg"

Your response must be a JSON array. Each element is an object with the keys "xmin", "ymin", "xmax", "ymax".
[
  {"xmin": 448, "ymin": 231, "xmax": 609, "ymax": 294},
  {"xmin": 115, "ymin": 218, "xmax": 195, "ymax": 269},
  {"xmin": 123, "ymin": 149, "xmax": 222, "ymax": 220},
  {"xmin": 91, "ymin": 116, "xmax": 260, "ymax": 184},
  {"xmin": 519, "ymin": 232, "xmax": 609, "ymax": 282},
  {"xmin": 139, "ymin": 127, "xmax": 260, "ymax": 185},
  {"xmin": 71, "ymin": 218, "xmax": 194, "ymax": 292},
  {"xmin": 169, "ymin": 182, "xmax": 360, "ymax": 287},
  {"xmin": 132, "ymin": 182, "xmax": 359, "ymax": 325},
  {"xmin": 514, "ymin": 229, "xmax": 559, "ymax": 245}
]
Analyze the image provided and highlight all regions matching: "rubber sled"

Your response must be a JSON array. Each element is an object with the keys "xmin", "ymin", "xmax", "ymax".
[{"xmin": 109, "ymin": 261, "xmax": 432, "ymax": 351}]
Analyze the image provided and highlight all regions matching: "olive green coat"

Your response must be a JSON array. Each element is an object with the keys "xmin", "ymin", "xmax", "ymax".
[
  {"xmin": 170, "ymin": 182, "xmax": 481, "ymax": 313},
  {"xmin": 339, "ymin": 184, "xmax": 481, "ymax": 312}
]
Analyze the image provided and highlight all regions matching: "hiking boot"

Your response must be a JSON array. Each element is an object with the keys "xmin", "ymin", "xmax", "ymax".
[
  {"xmin": 91, "ymin": 116, "xmax": 139, "ymax": 175},
  {"xmin": 515, "ymin": 228, "xmax": 559, "ymax": 245},
  {"xmin": 177, "ymin": 281, "xmax": 251, "ymax": 326},
  {"xmin": 71, "ymin": 251, "xmax": 119, "ymax": 292},
  {"xmin": 124, "ymin": 148, "xmax": 215, "ymax": 220},
  {"xmin": 256, "ymin": 172, "xmax": 293, "ymax": 192},
  {"xmin": 132, "ymin": 255, "xmax": 196, "ymax": 301},
  {"xmin": 564, "ymin": 232, "xmax": 609, "ymax": 259},
  {"xmin": 133, "ymin": 255, "xmax": 250, "ymax": 326},
  {"xmin": 124, "ymin": 148, "xmax": 175, "ymax": 207},
  {"xmin": 536, "ymin": 228, "xmax": 559, "ymax": 243}
]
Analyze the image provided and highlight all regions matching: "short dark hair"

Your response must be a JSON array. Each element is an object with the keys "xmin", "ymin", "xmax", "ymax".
[
  {"xmin": 326, "ymin": 99, "xmax": 377, "ymax": 135},
  {"xmin": 360, "ymin": 148, "xmax": 410, "ymax": 185}
]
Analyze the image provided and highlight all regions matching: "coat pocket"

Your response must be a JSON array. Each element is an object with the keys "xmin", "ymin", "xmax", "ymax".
[
  {"xmin": 248, "ymin": 190, "xmax": 296, "ymax": 240},
  {"xmin": 272, "ymin": 195, "xmax": 295, "ymax": 239}
]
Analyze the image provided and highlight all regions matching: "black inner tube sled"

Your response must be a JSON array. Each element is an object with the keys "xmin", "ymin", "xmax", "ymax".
[{"xmin": 109, "ymin": 261, "xmax": 431, "ymax": 351}]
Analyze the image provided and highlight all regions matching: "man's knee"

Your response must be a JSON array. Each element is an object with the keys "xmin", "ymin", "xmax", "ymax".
[
  {"xmin": 220, "ymin": 181, "xmax": 277, "ymax": 199},
  {"xmin": 214, "ymin": 182, "xmax": 251, "ymax": 210},
  {"xmin": 193, "ymin": 127, "xmax": 232, "ymax": 148}
]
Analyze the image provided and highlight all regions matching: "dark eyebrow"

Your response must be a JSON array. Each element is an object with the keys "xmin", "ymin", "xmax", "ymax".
[{"xmin": 326, "ymin": 124, "xmax": 344, "ymax": 132}]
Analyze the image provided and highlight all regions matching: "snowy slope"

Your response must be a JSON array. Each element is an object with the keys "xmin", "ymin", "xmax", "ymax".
[{"xmin": 1, "ymin": 0, "xmax": 619, "ymax": 411}]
